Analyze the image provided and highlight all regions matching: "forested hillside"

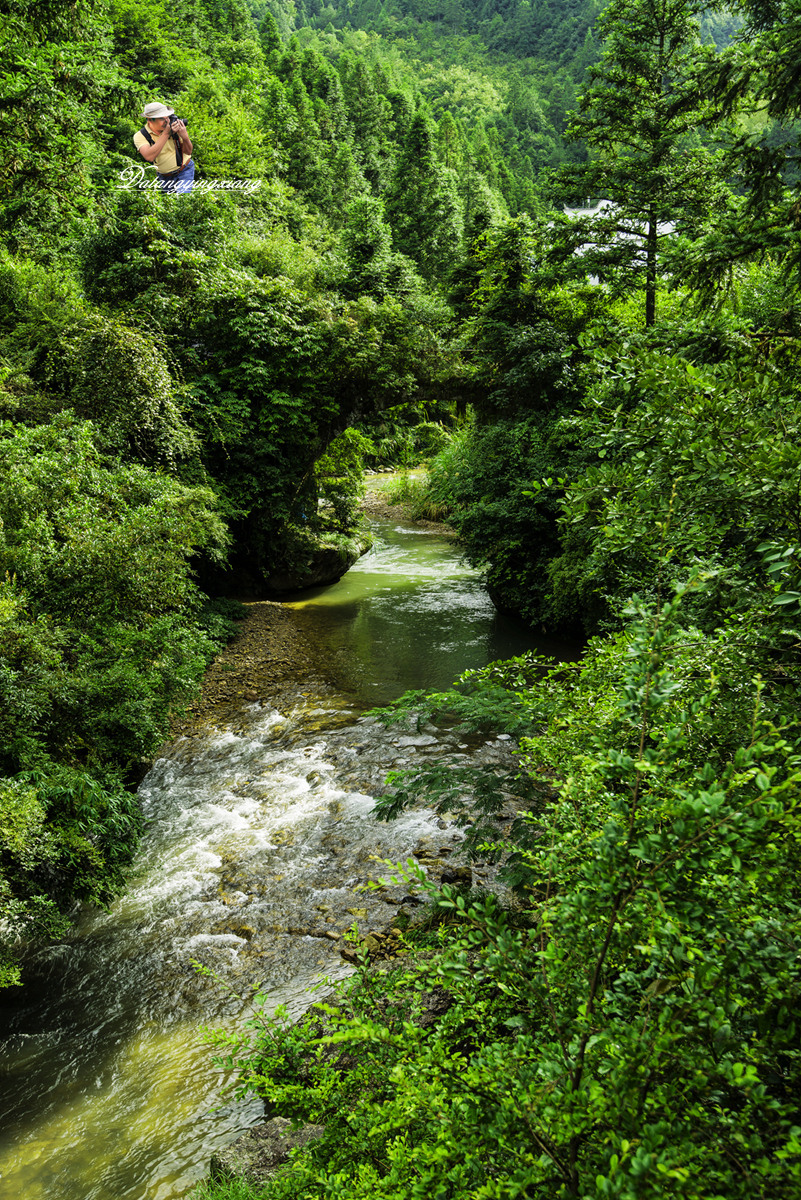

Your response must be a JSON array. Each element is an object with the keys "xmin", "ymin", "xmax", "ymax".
[
  {"xmin": 3, "ymin": 0, "xmax": 801, "ymax": 1191},
  {"xmin": 1, "ymin": 0, "xmax": 609, "ymax": 983}
]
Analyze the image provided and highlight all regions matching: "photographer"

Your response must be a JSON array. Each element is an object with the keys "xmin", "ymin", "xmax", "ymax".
[{"xmin": 133, "ymin": 102, "xmax": 194, "ymax": 194}]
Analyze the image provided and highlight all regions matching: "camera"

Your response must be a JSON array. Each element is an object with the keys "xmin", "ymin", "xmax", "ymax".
[{"xmin": 169, "ymin": 114, "xmax": 188, "ymax": 127}]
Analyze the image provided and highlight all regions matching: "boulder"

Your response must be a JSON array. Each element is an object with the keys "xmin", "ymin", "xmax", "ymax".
[{"xmin": 265, "ymin": 533, "xmax": 372, "ymax": 593}]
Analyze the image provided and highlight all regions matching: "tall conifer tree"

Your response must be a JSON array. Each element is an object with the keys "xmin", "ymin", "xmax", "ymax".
[
  {"xmin": 384, "ymin": 111, "xmax": 464, "ymax": 280},
  {"xmin": 565, "ymin": 0, "xmax": 729, "ymax": 324}
]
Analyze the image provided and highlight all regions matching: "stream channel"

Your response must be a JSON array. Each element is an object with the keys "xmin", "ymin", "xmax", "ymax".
[{"xmin": 0, "ymin": 512, "xmax": 576, "ymax": 1200}]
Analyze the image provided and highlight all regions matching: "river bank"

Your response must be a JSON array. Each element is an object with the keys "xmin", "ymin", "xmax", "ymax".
[
  {"xmin": 171, "ymin": 600, "xmax": 327, "ymax": 735},
  {"xmin": 359, "ymin": 471, "xmax": 456, "ymax": 536}
]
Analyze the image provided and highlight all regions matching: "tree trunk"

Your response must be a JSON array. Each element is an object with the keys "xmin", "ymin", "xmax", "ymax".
[{"xmin": 645, "ymin": 211, "xmax": 658, "ymax": 327}]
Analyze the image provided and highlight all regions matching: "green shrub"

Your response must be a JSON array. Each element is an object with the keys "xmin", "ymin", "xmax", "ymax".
[
  {"xmin": 550, "ymin": 341, "xmax": 801, "ymax": 634},
  {"xmin": 422, "ymin": 415, "xmax": 577, "ymax": 627},
  {"xmin": 315, "ymin": 428, "xmax": 373, "ymax": 536}
]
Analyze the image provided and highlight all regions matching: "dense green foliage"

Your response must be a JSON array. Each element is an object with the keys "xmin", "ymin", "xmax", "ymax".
[
  {"xmin": 3, "ymin": 0, "xmax": 801, "ymax": 1190},
  {"xmin": 1, "ymin": 0, "xmax": 501, "ymax": 973},
  {"xmin": 123, "ymin": 1, "xmax": 801, "ymax": 1195}
]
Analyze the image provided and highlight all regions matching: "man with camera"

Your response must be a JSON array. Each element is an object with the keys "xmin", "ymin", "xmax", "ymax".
[{"xmin": 133, "ymin": 102, "xmax": 194, "ymax": 193}]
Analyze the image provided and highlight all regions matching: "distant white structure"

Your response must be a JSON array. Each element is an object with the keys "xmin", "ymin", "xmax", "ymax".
[
  {"xmin": 563, "ymin": 199, "xmax": 616, "ymax": 221},
  {"xmin": 563, "ymin": 198, "xmax": 674, "ymax": 236}
]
